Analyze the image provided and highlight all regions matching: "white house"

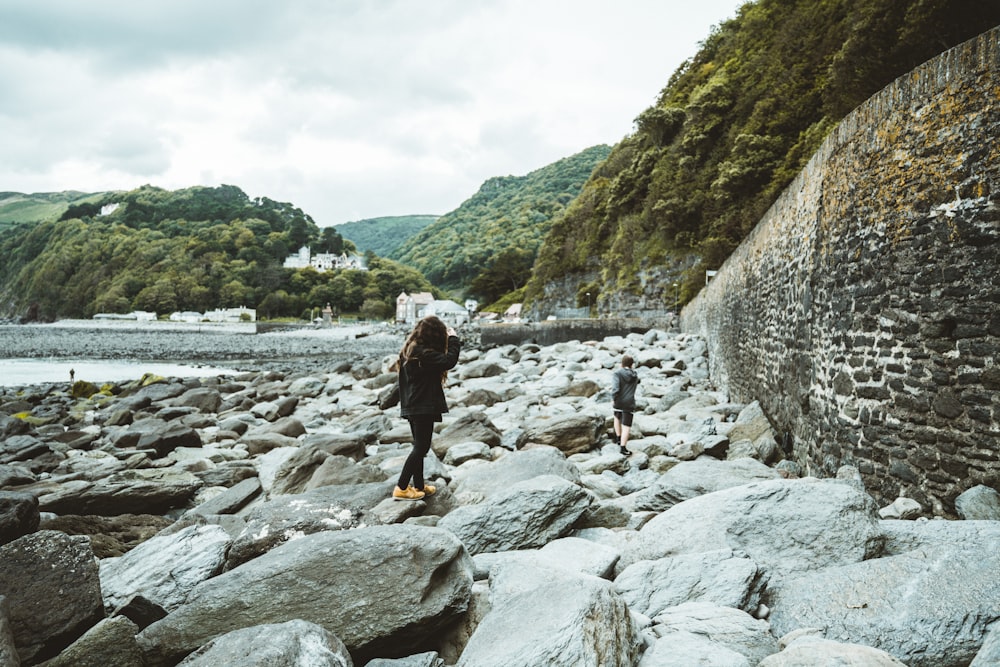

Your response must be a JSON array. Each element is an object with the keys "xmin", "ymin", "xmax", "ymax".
[
  {"xmin": 396, "ymin": 291, "xmax": 435, "ymax": 324},
  {"xmin": 284, "ymin": 246, "xmax": 367, "ymax": 272},
  {"xmin": 169, "ymin": 311, "xmax": 203, "ymax": 323},
  {"xmin": 204, "ymin": 306, "xmax": 256, "ymax": 323}
]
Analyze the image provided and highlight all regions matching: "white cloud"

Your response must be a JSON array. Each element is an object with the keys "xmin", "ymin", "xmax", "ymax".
[{"xmin": 0, "ymin": 0, "xmax": 747, "ymax": 224}]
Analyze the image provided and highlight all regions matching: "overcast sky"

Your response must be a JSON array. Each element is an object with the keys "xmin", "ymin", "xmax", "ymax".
[{"xmin": 0, "ymin": 0, "xmax": 745, "ymax": 226}]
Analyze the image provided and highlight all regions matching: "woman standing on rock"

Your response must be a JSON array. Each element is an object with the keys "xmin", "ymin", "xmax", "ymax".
[{"xmin": 393, "ymin": 315, "xmax": 461, "ymax": 500}]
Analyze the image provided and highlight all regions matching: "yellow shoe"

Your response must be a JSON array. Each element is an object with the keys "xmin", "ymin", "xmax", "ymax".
[
  {"xmin": 418, "ymin": 483, "xmax": 436, "ymax": 497},
  {"xmin": 393, "ymin": 486, "xmax": 425, "ymax": 501}
]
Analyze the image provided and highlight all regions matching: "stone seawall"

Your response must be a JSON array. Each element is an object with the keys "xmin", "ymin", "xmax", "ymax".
[{"xmin": 681, "ymin": 27, "xmax": 1000, "ymax": 516}]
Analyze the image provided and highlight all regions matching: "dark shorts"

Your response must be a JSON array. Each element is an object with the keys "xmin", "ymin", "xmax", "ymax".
[{"xmin": 613, "ymin": 409, "xmax": 634, "ymax": 427}]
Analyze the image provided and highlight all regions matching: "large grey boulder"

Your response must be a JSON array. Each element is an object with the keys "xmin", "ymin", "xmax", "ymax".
[
  {"xmin": 725, "ymin": 401, "xmax": 774, "ymax": 444},
  {"xmin": 100, "ymin": 524, "xmax": 231, "ymax": 613},
  {"xmin": 170, "ymin": 387, "xmax": 222, "ymax": 414},
  {"xmin": 456, "ymin": 575, "xmax": 638, "ymax": 666},
  {"xmin": 624, "ymin": 458, "xmax": 782, "ymax": 512},
  {"xmin": 302, "ymin": 431, "xmax": 369, "ymax": 459},
  {"xmin": 138, "ymin": 525, "xmax": 472, "ymax": 666},
  {"xmin": 134, "ymin": 419, "xmax": 204, "ymax": 457},
  {"xmin": 758, "ymin": 634, "xmax": 907, "ymax": 666},
  {"xmin": 433, "ymin": 413, "xmax": 503, "ymax": 456},
  {"xmin": 955, "ymin": 484, "xmax": 1000, "ymax": 520},
  {"xmin": 523, "ymin": 413, "xmax": 603, "ymax": 456},
  {"xmin": 766, "ymin": 543, "xmax": 1000, "ymax": 667},
  {"xmin": 225, "ymin": 483, "xmax": 380, "ymax": 568},
  {"xmin": 451, "ymin": 446, "xmax": 580, "ymax": 499},
  {"xmin": 186, "ymin": 477, "xmax": 262, "ymax": 517},
  {"xmin": 41, "ymin": 616, "xmax": 145, "ymax": 667},
  {"xmin": 176, "ymin": 619, "xmax": 352, "ymax": 666},
  {"xmin": 36, "ymin": 468, "xmax": 203, "ymax": 516},
  {"xmin": 615, "ymin": 549, "xmax": 767, "ymax": 617},
  {"xmin": 880, "ymin": 518, "xmax": 1000, "ymax": 556},
  {"xmin": 438, "ymin": 475, "xmax": 591, "ymax": 555},
  {"xmin": 269, "ymin": 446, "xmax": 332, "ymax": 495},
  {"xmin": 0, "ymin": 530, "xmax": 104, "ymax": 664},
  {"xmin": 473, "ymin": 536, "xmax": 621, "ymax": 581},
  {"xmin": 652, "ymin": 602, "xmax": 778, "ymax": 666},
  {"xmin": 304, "ymin": 455, "xmax": 388, "ymax": 488},
  {"xmin": 241, "ymin": 431, "xmax": 300, "ymax": 456},
  {"xmin": 288, "ymin": 376, "xmax": 328, "ymax": 398},
  {"xmin": 254, "ymin": 416, "xmax": 307, "ymax": 438},
  {"xmin": 639, "ymin": 629, "xmax": 750, "ymax": 667},
  {"xmin": 0, "ymin": 491, "xmax": 39, "ymax": 546},
  {"xmin": 619, "ymin": 478, "xmax": 882, "ymax": 574}
]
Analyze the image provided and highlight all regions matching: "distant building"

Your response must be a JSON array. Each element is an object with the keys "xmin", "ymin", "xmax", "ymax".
[
  {"xmin": 93, "ymin": 310, "xmax": 157, "ymax": 321},
  {"xmin": 204, "ymin": 306, "xmax": 256, "ymax": 323},
  {"xmin": 169, "ymin": 311, "xmax": 203, "ymax": 323},
  {"xmin": 396, "ymin": 291, "xmax": 435, "ymax": 324},
  {"xmin": 283, "ymin": 246, "xmax": 366, "ymax": 272},
  {"xmin": 423, "ymin": 299, "xmax": 470, "ymax": 326}
]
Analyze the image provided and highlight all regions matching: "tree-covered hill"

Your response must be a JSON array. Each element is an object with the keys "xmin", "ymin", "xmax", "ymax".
[
  {"xmin": 525, "ymin": 0, "xmax": 1000, "ymax": 310},
  {"xmin": 390, "ymin": 144, "xmax": 612, "ymax": 301},
  {"xmin": 0, "ymin": 184, "xmax": 437, "ymax": 321},
  {"xmin": 335, "ymin": 215, "xmax": 439, "ymax": 257},
  {"xmin": 0, "ymin": 191, "xmax": 108, "ymax": 231}
]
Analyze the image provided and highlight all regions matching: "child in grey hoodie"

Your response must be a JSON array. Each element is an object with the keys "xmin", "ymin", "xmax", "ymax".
[{"xmin": 612, "ymin": 354, "xmax": 639, "ymax": 456}]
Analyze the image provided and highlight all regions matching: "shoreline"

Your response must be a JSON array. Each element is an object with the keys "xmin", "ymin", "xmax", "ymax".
[{"xmin": 0, "ymin": 320, "xmax": 404, "ymax": 377}]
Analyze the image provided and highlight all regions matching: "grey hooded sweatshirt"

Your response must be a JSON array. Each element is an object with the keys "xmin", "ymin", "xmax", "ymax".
[{"xmin": 611, "ymin": 367, "xmax": 639, "ymax": 411}]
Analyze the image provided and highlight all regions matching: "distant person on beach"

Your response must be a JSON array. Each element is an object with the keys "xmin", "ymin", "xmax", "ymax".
[
  {"xmin": 612, "ymin": 354, "xmax": 639, "ymax": 456},
  {"xmin": 392, "ymin": 315, "xmax": 461, "ymax": 500}
]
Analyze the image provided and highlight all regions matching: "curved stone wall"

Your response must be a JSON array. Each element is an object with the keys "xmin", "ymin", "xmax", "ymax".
[{"xmin": 681, "ymin": 27, "xmax": 1000, "ymax": 516}]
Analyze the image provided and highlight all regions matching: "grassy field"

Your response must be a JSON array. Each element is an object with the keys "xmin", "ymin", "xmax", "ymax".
[{"xmin": 0, "ymin": 191, "xmax": 108, "ymax": 231}]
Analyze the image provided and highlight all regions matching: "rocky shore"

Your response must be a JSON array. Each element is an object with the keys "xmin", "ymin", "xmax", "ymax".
[{"xmin": 1, "ymin": 328, "xmax": 999, "ymax": 666}]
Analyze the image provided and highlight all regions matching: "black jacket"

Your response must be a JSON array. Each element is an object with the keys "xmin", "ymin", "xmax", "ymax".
[
  {"xmin": 611, "ymin": 366, "xmax": 639, "ymax": 411},
  {"xmin": 398, "ymin": 335, "xmax": 461, "ymax": 419}
]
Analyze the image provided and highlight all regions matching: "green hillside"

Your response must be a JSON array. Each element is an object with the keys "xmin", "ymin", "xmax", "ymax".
[
  {"xmin": 525, "ymin": 0, "xmax": 1000, "ymax": 309},
  {"xmin": 335, "ymin": 214, "xmax": 439, "ymax": 257},
  {"xmin": 0, "ymin": 184, "xmax": 436, "ymax": 321},
  {"xmin": 390, "ymin": 144, "xmax": 611, "ymax": 300},
  {"xmin": 0, "ymin": 191, "xmax": 108, "ymax": 231}
]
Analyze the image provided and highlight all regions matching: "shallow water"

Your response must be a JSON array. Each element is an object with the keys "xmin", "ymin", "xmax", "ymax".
[{"xmin": 0, "ymin": 358, "xmax": 237, "ymax": 387}]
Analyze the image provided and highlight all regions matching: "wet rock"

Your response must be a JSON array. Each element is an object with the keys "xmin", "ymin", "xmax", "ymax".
[
  {"xmin": 0, "ymin": 530, "xmax": 104, "ymax": 664},
  {"xmin": 176, "ymin": 619, "xmax": 353, "ymax": 666},
  {"xmin": 138, "ymin": 526, "xmax": 472, "ymax": 666},
  {"xmin": 438, "ymin": 475, "xmax": 592, "ymax": 555},
  {"xmin": 767, "ymin": 542, "xmax": 1000, "ymax": 667},
  {"xmin": 39, "ymin": 615, "xmax": 144, "ymax": 667},
  {"xmin": 100, "ymin": 524, "xmax": 231, "ymax": 613},
  {"xmin": 955, "ymin": 484, "xmax": 1000, "ymax": 520},
  {"xmin": 0, "ymin": 491, "xmax": 39, "ymax": 546}
]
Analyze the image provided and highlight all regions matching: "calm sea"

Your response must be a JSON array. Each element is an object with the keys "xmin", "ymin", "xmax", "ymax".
[{"xmin": 0, "ymin": 358, "xmax": 237, "ymax": 387}]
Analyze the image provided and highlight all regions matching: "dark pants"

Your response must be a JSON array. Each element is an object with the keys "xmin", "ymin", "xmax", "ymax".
[{"xmin": 398, "ymin": 415, "xmax": 434, "ymax": 490}]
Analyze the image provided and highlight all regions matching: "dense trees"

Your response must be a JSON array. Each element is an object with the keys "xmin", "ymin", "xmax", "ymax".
[
  {"xmin": 0, "ymin": 185, "xmax": 437, "ymax": 321},
  {"xmin": 526, "ymin": 0, "xmax": 1000, "ymax": 306},
  {"xmin": 335, "ymin": 215, "xmax": 439, "ymax": 257},
  {"xmin": 390, "ymin": 145, "xmax": 611, "ymax": 297}
]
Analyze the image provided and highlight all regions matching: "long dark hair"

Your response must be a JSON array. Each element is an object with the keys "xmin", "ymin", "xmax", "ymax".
[{"xmin": 397, "ymin": 315, "xmax": 450, "ymax": 383}]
